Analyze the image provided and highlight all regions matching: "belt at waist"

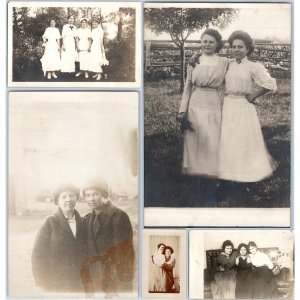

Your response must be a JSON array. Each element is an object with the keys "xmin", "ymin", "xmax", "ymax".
[
  {"xmin": 194, "ymin": 86, "xmax": 219, "ymax": 91},
  {"xmin": 224, "ymin": 92, "xmax": 248, "ymax": 97}
]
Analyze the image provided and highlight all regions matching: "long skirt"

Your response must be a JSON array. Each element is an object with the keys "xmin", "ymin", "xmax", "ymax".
[
  {"xmin": 61, "ymin": 36, "xmax": 76, "ymax": 72},
  {"xmin": 78, "ymin": 51, "xmax": 91, "ymax": 71},
  {"xmin": 211, "ymin": 270, "xmax": 237, "ymax": 299},
  {"xmin": 235, "ymin": 269, "xmax": 253, "ymax": 298},
  {"xmin": 40, "ymin": 40, "xmax": 60, "ymax": 74},
  {"xmin": 219, "ymin": 95, "xmax": 277, "ymax": 182},
  {"xmin": 183, "ymin": 87, "xmax": 222, "ymax": 177}
]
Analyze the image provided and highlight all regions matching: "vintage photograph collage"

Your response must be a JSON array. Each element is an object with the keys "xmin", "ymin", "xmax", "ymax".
[{"xmin": 6, "ymin": 1, "xmax": 295, "ymax": 299}]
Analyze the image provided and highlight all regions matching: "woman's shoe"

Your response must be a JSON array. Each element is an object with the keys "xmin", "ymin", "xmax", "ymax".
[
  {"xmin": 47, "ymin": 73, "xmax": 51, "ymax": 79},
  {"xmin": 96, "ymin": 74, "xmax": 102, "ymax": 81},
  {"xmin": 85, "ymin": 72, "xmax": 89, "ymax": 79},
  {"xmin": 51, "ymin": 72, "xmax": 57, "ymax": 79},
  {"xmin": 75, "ymin": 72, "xmax": 82, "ymax": 77},
  {"xmin": 92, "ymin": 74, "xmax": 97, "ymax": 78}
]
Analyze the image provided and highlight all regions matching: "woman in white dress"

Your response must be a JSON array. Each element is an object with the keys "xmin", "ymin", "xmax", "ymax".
[
  {"xmin": 89, "ymin": 19, "xmax": 109, "ymax": 81},
  {"xmin": 219, "ymin": 30, "xmax": 277, "ymax": 182},
  {"xmin": 76, "ymin": 19, "xmax": 92, "ymax": 79},
  {"xmin": 61, "ymin": 15, "xmax": 77, "ymax": 75},
  {"xmin": 40, "ymin": 19, "xmax": 61, "ymax": 80}
]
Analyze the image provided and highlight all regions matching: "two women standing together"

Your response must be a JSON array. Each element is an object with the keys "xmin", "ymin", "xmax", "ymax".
[
  {"xmin": 41, "ymin": 16, "xmax": 109, "ymax": 80},
  {"xmin": 178, "ymin": 29, "xmax": 277, "ymax": 205}
]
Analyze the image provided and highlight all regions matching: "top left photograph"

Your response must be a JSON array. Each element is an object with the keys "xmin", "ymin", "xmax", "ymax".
[{"xmin": 7, "ymin": 1, "xmax": 141, "ymax": 88}]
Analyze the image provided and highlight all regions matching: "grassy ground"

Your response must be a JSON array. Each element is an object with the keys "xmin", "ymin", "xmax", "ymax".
[
  {"xmin": 144, "ymin": 79, "xmax": 291, "ymax": 208},
  {"xmin": 9, "ymin": 200, "xmax": 138, "ymax": 297}
]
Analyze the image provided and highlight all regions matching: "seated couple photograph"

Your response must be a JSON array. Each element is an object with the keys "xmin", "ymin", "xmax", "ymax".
[
  {"xmin": 210, "ymin": 240, "xmax": 279, "ymax": 299},
  {"xmin": 31, "ymin": 177, "xmax": 134, "ymax": 295},
  {"xmin": 149, "ymin": 243, "xmax": 179, "ymax": 293}
]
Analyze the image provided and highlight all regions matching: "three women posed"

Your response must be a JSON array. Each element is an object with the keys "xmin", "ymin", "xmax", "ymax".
[
  {"xmin": 41, "ymin": 16, "xmax": 109, "ymax": 80},
  {"xmin": 178, "ymin": 29, "xmax": 277, "ymax": 205},
  {"xmin": 211, "ymin": 240, "xmax": 278, "ymax": 299}
]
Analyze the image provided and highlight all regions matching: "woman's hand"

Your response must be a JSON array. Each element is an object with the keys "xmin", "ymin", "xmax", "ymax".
[
  {"xmin": 219, "ymin": 266, "xmax": 225, "ymax": 272},
  {"xmin": 88, "ymin": 47, "xmax": 91, "ymax": 52},
  {"xmin": 236, "ymin": 257, "xmax": 240, "ymax": 265},
  {"xmin": 246, "ymin": 94, "xmax": 256, "ymax": 103},
  {"xmin": 177, "ymin": 112, "xmax": 193, "ymax": 133},
  {"xmin": 188, "ymin": 52, "xmax": 201, "ymax": 68},
  {"xmin": 61, "ymin": 45, "xmax": 66, "ymax": 52}
]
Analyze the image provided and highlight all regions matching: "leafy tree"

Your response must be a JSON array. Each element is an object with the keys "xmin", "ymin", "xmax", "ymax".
[{"xmin": 144, "ymin": 8, "xmax": 239, "ymax": 91}]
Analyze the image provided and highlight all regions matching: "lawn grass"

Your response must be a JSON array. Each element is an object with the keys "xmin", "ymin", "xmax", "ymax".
[{"xmin": 144, "ymin": 79, "xmax": 291, "ymax": 207}]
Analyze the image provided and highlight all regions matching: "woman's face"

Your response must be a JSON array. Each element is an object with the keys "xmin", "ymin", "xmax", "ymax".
[
  {"xmin": 165, "ymin": 249, "xmax": 171, "ymax": 258},
  {"xmin": 158, "ymin": 245, "xmax": 165, "ymax": 253},
  {"xmin": 84, "ymin": 189, "xmax": 105, "ymax": 210},
  {"xmin": 58, "ymin": 191, "xmax": 77, "ymax": 213},
  {"xmin": 239, "ymin": 246, "xmax": 247, "ymax": 256},
  {"xmin": 92, "ymin": 21, "xmax": 99, "ymax": 28},
  {"xmin": 249, "ymin": 245, "xmax": 257, "ymax": 254},
  {"xmin": 201, "ymin": 34, "xmax": 218, "ymax": 55},
  {"xmin": 69, "ymin": 16, "xmax": 75, "ymax": 24},
  {"xmin": 231, "ymin": 39, "xmax": 249, "ymax": 60},
  {"xmin": 50, "ymin": 20, "xmax": 56, "ymax": 27},
  {"xmin": 224, "ymin": 245, "xmax": 233, "ymax": 256},
  {"xmin": 81, "ymin": 20, "xmax": 87, "ymax": 28}
]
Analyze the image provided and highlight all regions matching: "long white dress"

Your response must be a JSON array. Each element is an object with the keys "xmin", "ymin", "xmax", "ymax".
[
  {"xmin": 77, "ymin": 28, "xmax": 92, "ymax": 71},
  {"xmin": 218, "ymin": 57, "xmax": 277, "ymax": 182},
  {"xmin": 40, "ymin": 27, "xmax": 61, "ymax": 74},
  {"xmin": 89, "ymin": 27, "xmax": 109, "ymax": 73},
  {"xmin": 60, "ymin": 24, "xmax": 77, "ymax": 72}
]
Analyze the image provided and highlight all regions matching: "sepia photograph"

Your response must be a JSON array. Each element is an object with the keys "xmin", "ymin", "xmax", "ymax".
[
  {"xmin": 7, "ymin": 2, "xmax": 141, "ymax": 87},
  {"xmin": 142, "ymin": 229, "xmax": 186, "ymax": 299},
  {"xmin": 8, "ymin": 92, "xmax": 138, "ymax": 298},
  {"xmin": 144, "ymin": 2, "xmax": 291, "ymax": 226},
  {"xmin": 189, "ymin": 229, "xmax": 294, "ymax": 299}
]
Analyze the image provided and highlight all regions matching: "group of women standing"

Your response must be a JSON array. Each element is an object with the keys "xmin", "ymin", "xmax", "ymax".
[
  {"xmin": 211, "ymin": 240, "xmax": 278, "ymax": 299},
  {"xmin": 178, "ymin": 29, "xmax": 277, "ymax": 204},
  {"xmin": 150, "ymin": 243, "xmax": 177, "ymax": 293},
  {"xmin": 41, "ymin": 16, "xmax": 109, "ymax": 80}
]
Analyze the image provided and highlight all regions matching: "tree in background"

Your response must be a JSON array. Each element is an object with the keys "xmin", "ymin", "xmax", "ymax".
[{"xmin": 144, "ymin": 8, "xmax": 238, "ymax": 92}]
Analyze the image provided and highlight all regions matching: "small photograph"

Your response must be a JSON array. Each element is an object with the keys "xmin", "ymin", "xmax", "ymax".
[
  {"xmin": 143, "ymin": 229, "xmax": 186, "ymax": 299},
  {"xmin": 144, "ymin": 2, "xmax": 291, "ymax": 227},
  {"xmin": 189, "ymin": 230, "xmax": 294, "ymax": 299},
  {"xmin": 8, "ymin": 92, "xmax": 138, "ymax": 298},
  {"xmin": 8, "ymin": 1, "xmax": 141, "ymax": 87}
]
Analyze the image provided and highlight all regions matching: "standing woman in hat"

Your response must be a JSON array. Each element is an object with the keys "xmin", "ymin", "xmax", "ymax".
[
  {"xmin": 31, "ymin": 184, "xmax": 86, "ymax": 292},
  {"xmin": 89, "ymin": 19, "xmax": 109, "ymax": 81},
  {"xmin": 75, "ymin": 19, "xmax": 92, "ymax": 79}
]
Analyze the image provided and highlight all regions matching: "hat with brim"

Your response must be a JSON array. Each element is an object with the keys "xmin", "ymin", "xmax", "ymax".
[{"xmin": 53, "ymin": 183, "xmax": 80, "ymax": 205}]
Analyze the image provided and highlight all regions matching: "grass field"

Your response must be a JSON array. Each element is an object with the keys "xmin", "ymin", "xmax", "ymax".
[{"xmin": 144, "ymin": 79, "xmax": 291, "ymax": 208}]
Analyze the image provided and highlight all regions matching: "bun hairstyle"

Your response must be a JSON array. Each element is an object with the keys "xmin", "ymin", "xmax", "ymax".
[
  {"xmin": 228, "ymin": 30, "xmax": 255, "ymax": 56},
  {"xmin": 237, "ymin": 243, "xmax": 249, "ymax": 254},
  {"xmin": 164, "ymin": 246, "xmax": 174, "ymax": 254},
  {"xmin": 53, "ymin": 183, "xmax": 80, "ymax": 205},
  {"xmin": 157, "ymin": 243, "xmax": 166, "ymax": 249},
  {"xmin": 81, "ymin": 18, "xmax": 88, "ymax": 23},
  {"xmin": 248, "ymin": 241, "xmax": 258, "ymax": 248},
  {"xmin": 201, "ymin": 28, "xmax": 224, "ymax": 53},
  {"xmin": 222, "ymin": 240, "xmax": 234, "ymax": 250}
]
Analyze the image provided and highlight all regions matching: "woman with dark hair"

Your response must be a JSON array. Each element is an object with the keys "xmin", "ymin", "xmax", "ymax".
[
  {"xmin": 235, "ymin": 243, "xmax": 253, "ymax": 298},
  {"xmin": 31, "ymin": 184, "xmax": 86, "ymax": 292},
  {"xmin": 61, "ymin": 15, "xmax": 77, "ymax": 75},
  {"xmin": 211, "ymin": 240, "xmax": 237, "ymax": 298},
  {"xmin": 218, "ymin": 30, "xmax": 277, "ymax": 182},
  {"xmin": 178, "ymin": 28, "xmax": 228, "ymax": 205},
  {"xmin": 40, "ymin": 19, "xmax": 61, "ymax": 79},
  {"xmin": 248, "ymin": 241, "xmax": 278, "ymax": 298},
  {"xmin": 163, "ymin": 246, "xmax": 177, "ymax": 292},
  {"xmin": 150, "ymin": 243, "xmax": 167, "ymax": 291},
  {"xmin": 76, "ymin": 19, "xmax": 92, "ymax": 78},
  {"xmin": 89, "ymin": 19, "xmax": 109, "ymax": 81}
]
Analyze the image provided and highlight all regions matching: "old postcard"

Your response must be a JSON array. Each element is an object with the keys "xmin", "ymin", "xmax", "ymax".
[
  {"xmin": 8, "ymin": 92, "xmax": 138, "ymax": 298},
  {"xmin": 142, "ymin": 229, "xmax": 187, "ymax": 299},
  {"xmin": 144, "ymin": 2, "xmax": 291, "ymax": 226},
  {"xmin": 189, "ymin": 229, "xmax": 294, "ymax": 299},
  {"xmin": 7, "ymin": 2, "xmax": 141, "ymax": 87}
]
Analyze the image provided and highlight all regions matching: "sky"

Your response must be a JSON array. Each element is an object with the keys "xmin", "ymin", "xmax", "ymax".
[{"xmin": 144, "ymin": 3, "xmax": 291, "ymax": 43}]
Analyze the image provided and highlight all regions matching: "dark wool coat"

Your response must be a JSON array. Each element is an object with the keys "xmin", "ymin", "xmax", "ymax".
[
  {"xmin": 82, "ymin": 201, "xmax": 134, "ymax": 293},
  {"xmin": 31, "ymin": 208, "xmax": 87, "ymax": 292}
]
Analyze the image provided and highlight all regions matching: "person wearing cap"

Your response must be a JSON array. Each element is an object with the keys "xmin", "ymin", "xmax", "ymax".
[
  {"xmin": 31, "ymin": 184, "xmax": 86, "ymax": 292},
  {"xmin": 80, "ymin": 178, "xmax": 134, "ymax": 294}
]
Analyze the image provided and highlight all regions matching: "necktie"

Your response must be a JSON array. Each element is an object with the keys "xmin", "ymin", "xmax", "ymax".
[{"xmin": 69, "ymin": 25, "xmax": 73, "ymax": 30}]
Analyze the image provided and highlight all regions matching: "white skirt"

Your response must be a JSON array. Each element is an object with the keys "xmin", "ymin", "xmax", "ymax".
[
  {"xmin": 218, "ymin": 95, "xmax": 277, "ymax": 182},
  {"xmin": 78, "ymin": 51, "xmax": 90, "ymax": 71}
]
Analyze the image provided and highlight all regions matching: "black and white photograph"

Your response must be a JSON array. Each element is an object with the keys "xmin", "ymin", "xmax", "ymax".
[
  {"xmin": 8, "ymin": 92, "xmax": 138, "ymax": 298},
  {"xmin": 144, "ymin": 2, "xmax": 291, "ymax": 226},
  {"xmin": 142, "ymin": 229, "xmax": 186, "ymax": 299},
  {"xmin": 7, "ymin": 2, "xmax": 141, "ymax": 87},
  {"xmin": 189, "ymin": 230, "xmax": 294, "ymax": 299}
]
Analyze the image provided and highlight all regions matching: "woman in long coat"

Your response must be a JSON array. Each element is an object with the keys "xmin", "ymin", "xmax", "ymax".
[{"xmin": 31, "ymin": 184, "xmax": 86, "ymax": 292}]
